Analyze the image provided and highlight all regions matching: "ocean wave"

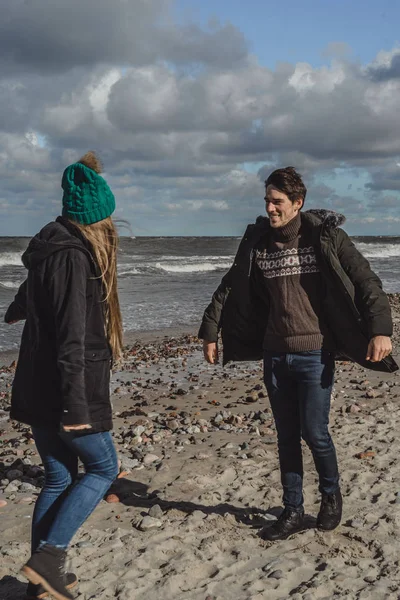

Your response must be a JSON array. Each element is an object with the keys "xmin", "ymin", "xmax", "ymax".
[
  {"xmin": 0, "ymin": 252, "xmax": 23, "ymax": 267},
  {"xmin": 355, "ymin": 243, "xmax": 400, "ymax": 259},
  {"xmin": 155, "ymin": 261, "xmax": 232, "ymax": 273},
  {"xmin": 118, "ymin": 259, "xmax": 232, "ymax": 275},
  {"xmin": 118, "ymin": 268, "xmax": 142, "ymax": 276},
  {"xmin": 155, "ymin": 255, "xmax": 234, "ymax": 261},
  {"xmin": 0, "ymin": 280, "xmax": 21, "ymax": 289}
]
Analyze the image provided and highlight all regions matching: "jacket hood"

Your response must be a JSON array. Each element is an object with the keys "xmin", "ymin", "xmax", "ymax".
[
  {"xmin": 22, "ymin": 218, "xmax": 92, "ymax": 270},
  {"xmin": 304, "ymin": 209, "xmax": 346, "ymax": 228},
  {"xmin": 255, "ymin": 208, "xmax": 346, "ymax": 229}
]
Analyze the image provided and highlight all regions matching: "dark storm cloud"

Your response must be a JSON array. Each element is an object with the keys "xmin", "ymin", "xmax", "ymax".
[
  {"xmin": 365, "ymin": 164, "xmax": 400, "ymax": 191},
  {"xmin": 0, "ymin": 0, "xmax": 247, "ymax": 74}
]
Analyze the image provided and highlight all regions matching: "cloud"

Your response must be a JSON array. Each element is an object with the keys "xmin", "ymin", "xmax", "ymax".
[
  {"xmin": 0, "ymin": 0, "xmax": 247, "ymax": 73},
  {"xmin": 365, "ymin": 163, "xmax": 400, "ymax": 191},
  {"xmin": 0, "ymin": 1, "xmax": 400, "ymax": 234},
  {"xmin": 366, "ymin": 48, "xmax": 400, "ymax": 81}
]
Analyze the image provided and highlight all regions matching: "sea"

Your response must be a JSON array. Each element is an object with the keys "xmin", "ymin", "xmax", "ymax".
[{"xmin": 0, "ymin": 235, "xmax": 400, "ymax": 352}]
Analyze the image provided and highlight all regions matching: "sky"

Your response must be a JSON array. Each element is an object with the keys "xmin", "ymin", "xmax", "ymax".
[{"xmin": 1, "ymin": 0, "xmax": 400, "ymax": 236}]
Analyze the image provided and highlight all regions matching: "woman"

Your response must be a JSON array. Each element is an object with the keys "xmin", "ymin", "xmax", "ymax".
[{"xmin": 5, "ymin": 152, "xmax": 122, "ymax": 600}]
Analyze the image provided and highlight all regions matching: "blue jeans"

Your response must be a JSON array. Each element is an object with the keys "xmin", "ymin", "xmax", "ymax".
[
  {"xmin": 31, "ymin": 427, "xmax": 118, "ymax": 551},
  {"xmin": 263, "ymin": 351, "xmax": 339, "ymax": 511}
]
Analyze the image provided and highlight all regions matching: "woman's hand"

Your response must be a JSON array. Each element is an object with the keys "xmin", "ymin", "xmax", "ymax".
[{"xmin": 203, "ymin": 340, "xmax": 219, "ymax": 364}]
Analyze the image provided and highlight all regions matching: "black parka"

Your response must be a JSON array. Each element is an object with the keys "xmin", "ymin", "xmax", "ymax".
[
  {"xmin": 198, "ymin": 210, "xmax": 398, "ymax": 373},
  {"xmin": 5, "ymin": 217, "xmax": 113, "ymax": 430}
]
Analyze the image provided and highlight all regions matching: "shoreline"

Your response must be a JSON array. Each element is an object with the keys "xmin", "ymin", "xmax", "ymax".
[
  {"xmin": 2, "ymin": 290, "xmax": 400, "ymax": 364},
  {"xmin": 0, "ymin": 324, "xmax": 198, "ymax": 367}
]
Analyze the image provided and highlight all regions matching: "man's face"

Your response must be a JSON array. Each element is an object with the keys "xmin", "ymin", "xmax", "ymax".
[{"xmin": 264, "ymin": 184, "xmax": 303, "ymax": 228}]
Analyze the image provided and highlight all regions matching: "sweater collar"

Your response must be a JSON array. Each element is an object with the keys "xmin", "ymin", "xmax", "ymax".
[{"xmin": 271, "ymin": 212, "xmax": 301, "ymax": 242}]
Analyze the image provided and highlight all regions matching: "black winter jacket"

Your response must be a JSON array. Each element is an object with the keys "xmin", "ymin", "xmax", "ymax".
[
  {"xmin": 198, "ymin": 210, "xmax": 398, "ymax": 373},
  {"xmin": 5, "ymin": 217, "xmax": 113, "ymax": 430}
]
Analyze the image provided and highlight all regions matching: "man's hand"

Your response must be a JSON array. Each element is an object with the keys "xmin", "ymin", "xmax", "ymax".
[
  {"xmin": 366, "ymin": 335, "xmax": 392, "ymax": 362},
  {"xmin": 62, "ymin": 424, "xmax": 92, "ymax": 431},
  {"xmin": 203, "ymin": 340, "xmax": 219, "ymax": 364}
]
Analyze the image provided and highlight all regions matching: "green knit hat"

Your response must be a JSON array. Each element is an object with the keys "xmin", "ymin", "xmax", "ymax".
[{"xmin": 61, "ymin": 157, "xmax": 115, "ymax": 225}]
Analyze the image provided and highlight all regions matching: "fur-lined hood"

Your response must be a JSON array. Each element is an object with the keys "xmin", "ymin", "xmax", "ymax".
[
  {"xmin": 255, "ymin": 208, "xmax": 346, "ymax": 229},
  {"xmin": 304, "ymin": 209, "xmax": 346, "ymax": 228}
]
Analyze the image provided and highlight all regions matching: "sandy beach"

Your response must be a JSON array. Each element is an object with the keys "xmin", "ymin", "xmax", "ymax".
[{"xmin": 1, "ymin": 297, "xmax": 400, "ymax": 600}]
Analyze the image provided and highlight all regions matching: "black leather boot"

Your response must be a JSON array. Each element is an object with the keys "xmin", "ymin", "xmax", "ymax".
[
  {"xmin": 21, "ymin": 544, "xmax": 74, "ymax": 600},
  {"xmin": 260, "ymin": 507, "xmax": 305, "ymax": 541},
  {"xmin": 317, "ymin": 488, "xmax": 342, "ymax": 531}
]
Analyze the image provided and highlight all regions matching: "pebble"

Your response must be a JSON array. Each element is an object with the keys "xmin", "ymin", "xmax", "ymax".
[
  {"xmin": 130, "ymin": 435, "xmax": 142, "ymax": 446},
  {"xmin": 138, "ymin": 516, "xmax": 163, "ymax": 531},
  {"xmin": 245, "ymin": 394, "xmax": 258, "ymax": 403},
  {"xmin": 262, "ymin": 558, "xmax": 280, "ymax": 572},
  {"xmin": 75, "ymin": 540, "xmax": 94, "ymax": 548},
  {"xmin": 19, "ymin": 482, "xmax": 39, "ymax": 492},
  {"xmin": 6, "ymin": 469, "xmax": 23, "ymax": 481},
  {"xmin": 149, "ymin": 504, "xmax": 163, "ymax": 518},
  {"xmin": 347, "ymin": 404, "xmax": 361, "ymax": 414},
  {"xmin": 26, "ymin": 466, "xmax": 43, "ymax": 477},
  {"xmin": 269, "ymin": 570, "xmax": 284, "ymax": 579},
  {"xmin": 143, "ymin": 454, "xmax": 161, "ymax": 466},
  {"xmin": 188, "ymin": 510, "xmax": 207, "ymax": 522},
  {"xmin": 0, "ymin": 499, "xmax": 7, "ymax": 508},
  {"xmin": 4, "ymin": 482, "xmax": 19, "ymax": 493},
  {"xmin": 186, "ymin": 425, "xmax": 200, "ymax": 434},
  {"xmin": 249, "ymin": 447, "xmax": 268, "ymax": 458},
  {"xmin": 120, "ymin": 457, "xmax": 141, "ymax": 471},
  {"xmin": 132, "ymin": 425, "xmax": 145, "ymax": 436},
  {"xmin": 350, "ymin": 517, "xmax": 364, "ymax": 529}
]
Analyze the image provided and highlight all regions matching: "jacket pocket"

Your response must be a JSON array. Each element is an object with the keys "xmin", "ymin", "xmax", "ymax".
[
  {"xmin": 85, "ymin": 348, "xmax": 111, "ymax": 361},
  {"xmin": 84, "ymin": 349, "xmax": 112, "ymax": 423}
]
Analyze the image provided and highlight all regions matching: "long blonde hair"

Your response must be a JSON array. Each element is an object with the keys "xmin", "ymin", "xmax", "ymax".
[
  {"xmin": 74, "ymin": 217, "xmax": 123, "ymax": 359},
  {"xmin": 69, "ymin": 151, "xmax": 123, "ymax": 359}
]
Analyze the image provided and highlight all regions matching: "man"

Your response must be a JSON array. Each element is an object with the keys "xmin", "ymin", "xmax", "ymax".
[{"xmin": 198, "ymin": 166, "xmax": 397, "ymax": 541}]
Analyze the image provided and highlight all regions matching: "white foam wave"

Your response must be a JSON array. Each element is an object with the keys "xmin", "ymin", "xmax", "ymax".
[
  {"xmin": 158, "ymin": 255, "xmax": 234, "ymax": 261},
  {"xmin": 155, "ymin": 261, "xmax": 231, "ymax": 273},
  {"xmin": 118, "ymin": 268, "xmax": 141, "ymax": 276},
  {"xmin": 0, "ymin": 252, "xmax": 23, "ymax": 267},
  {"xmin": 355, "ymin": 243, "xmax": 400, "ymax": 259},
  {"xmin": 0, "ymin": 280, "xmax": 21, "ymax": 289}
]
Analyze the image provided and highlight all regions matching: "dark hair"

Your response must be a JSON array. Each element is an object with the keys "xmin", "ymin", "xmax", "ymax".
[{"xmin": 265, "ymin": 166, "xmax": 307, "ymax": 205}]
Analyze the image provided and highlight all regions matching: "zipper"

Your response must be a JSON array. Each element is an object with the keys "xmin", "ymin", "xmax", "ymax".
[{"xmin": 248, "ymin": 248, "xmax": 254, "ymax": 276}]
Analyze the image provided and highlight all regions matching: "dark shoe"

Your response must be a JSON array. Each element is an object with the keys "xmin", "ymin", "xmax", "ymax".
[
  {"xmin": 260, "ymin": 507, "xmax": 305, "ymax": 541},
  {"xmin": 21, "ymin": 544, "xmax": 74, "ymax": 600},
  {"xmin": 25, "ymin": 573, "xmax": 78, "ymax": 599},
  {"xmin": 317, "ymin": 489, "xmax": 342, "ymax": 531}
]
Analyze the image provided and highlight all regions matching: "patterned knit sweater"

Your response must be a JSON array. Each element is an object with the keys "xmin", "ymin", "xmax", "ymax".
[{"xmin": 253, "ymin": 212, "xmax": 334, "ymax": 352}]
